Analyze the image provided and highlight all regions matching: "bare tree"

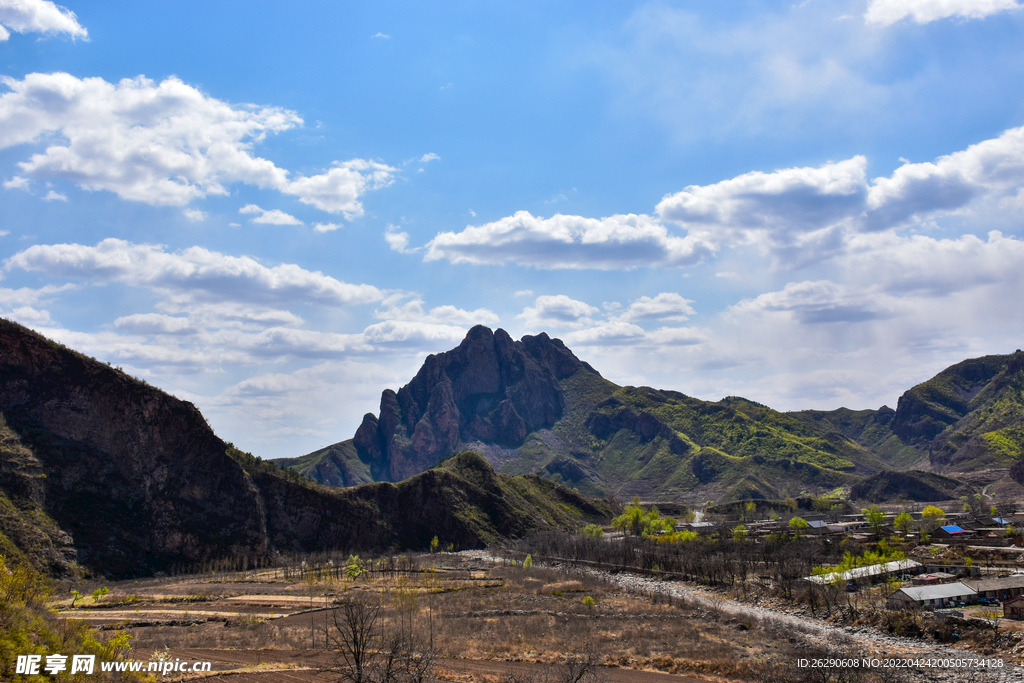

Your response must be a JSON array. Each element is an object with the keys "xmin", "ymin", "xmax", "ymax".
[
  {"xmin": 559, "ymin": 652, "xmax": 601, "ymax": 683},
  {"xmin": 329, "ymin": 594, "xmax": 383, "ymax": 683},
  {"xmin": 327, "ymin": 591, "xmax": 435, "ymax": 683}
]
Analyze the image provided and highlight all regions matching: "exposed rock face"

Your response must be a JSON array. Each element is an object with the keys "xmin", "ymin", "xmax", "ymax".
[{"xmin": 355, "ymin": 326, "xmax": 593, "ymax": 481}]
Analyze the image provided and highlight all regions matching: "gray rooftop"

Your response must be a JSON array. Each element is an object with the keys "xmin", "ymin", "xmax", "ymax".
[
  {"xmin": 895, "ymin": 582, "xmax": 976, "ymax": 602},
  {"xmin": 965, "ymin": 575, "xmax": 1024, "ymax": 593}
]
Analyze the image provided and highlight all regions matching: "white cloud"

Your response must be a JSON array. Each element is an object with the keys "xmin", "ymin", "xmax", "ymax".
[
  {"xmin": 560, "ymin": 321, "xmax": 646, "ymax": 345},
  {"xmin": 0, "ymin": 0, "xmax": 87, "ymax": 40},
  {"xmin": 372, "ymin": 32, "xmax": 390, "ymax": 39},
  {"xmin": 865, "ymin": 0, "xmax": 1023, "ymax": 26},
  {"xmin": 518, "ymin": 294, "xmax": 599, "ymax": 329},
  {"xmin": 3, "ymin": 175, "xmax": 28, "ymax": 190},
  {"xmin": 560, "ymin": 322, "xmax": 706, "ymax": 348},
  {"xmin": 420, "ymin": 153, "xmax": 440, "ymax": 163},
  {"xmin": 384, "ymin": 225, "xmax": 411, "ymax": 253},
  {"xmin": 313, "ymin": 222, "xmax": 342, "ymax": 233},
  {"xmin": 42, "ymin": 189, "xmax": 66, "ymax": 201},
  {"xmin": 613, "ymin": 292, "xmax": 696, "ymax": 323},
  {"xmin": 283, "ymin": 160, "xmax": 394, "ymax": 218},
  {"xmin": 839, "ymin": 230, "xmax": 1024, "ymax": 297},
  {"xmin": 183, "ymin": 208, "xmax": 206, "ymax": 222},
  {"xmin": 0, "ymin": 73, "xmax": 393, "ymax": 216},
  {"xmin": 652, "ymin": 125, "xmax": 1024, "ymax": 266},
  {"xmin": 114, "ymin": 313, "xmax": 194, "ymax": 335},
  {"xmin": 4, "ymin": 305, "xmax": 54, "ymax": 325},
  {"xmin": 514, "ymin": 289, "xmax": 533, "ymax": 297},
  {"xmin": 425, "ymin": 211, "xmax": 713, "ymax": 270},
  {"xmin": 373, "ymin": 296, "xmax": 498, "ymax": 327},
  {"xmin": 239, "ymin": 204, "xmax": 303, "ymax": 225},
  {"xmin": 730, "ymin": 280, "xmax": 893, "ymax": 324},
  {"xmin": 0, "ymin": 283, "xmax": 75, "ymax": 327},
  {"xmin": 5, "ymin": 238, "xmax": 385, "ymax": 308},
  {"xmin": 863, "ymin": 126, "xmax": 1024, "ymax": 230},
  {"xmin": 657, "ymin": 157, "xmax": 867, "ymax": 236}
]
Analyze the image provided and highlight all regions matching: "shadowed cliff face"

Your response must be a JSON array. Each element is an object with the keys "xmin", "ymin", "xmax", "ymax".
[
  {"xmin": 0, "ymin": 320, "xmax": 269, "ymax": 576},
  {"xmin": 354, "ymin": 326, "xmax": 594, "ymax": 481}
]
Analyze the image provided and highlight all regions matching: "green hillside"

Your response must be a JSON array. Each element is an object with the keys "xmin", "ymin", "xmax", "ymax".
[{"xmin": 278, "ymin": 328, "xmax": 1024, "ymax": 505}]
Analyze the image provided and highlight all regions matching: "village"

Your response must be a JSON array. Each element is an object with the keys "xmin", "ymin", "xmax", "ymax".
[{"xmin": 656, "ymin": 498, "xmax": 1024, "ymax": 626}]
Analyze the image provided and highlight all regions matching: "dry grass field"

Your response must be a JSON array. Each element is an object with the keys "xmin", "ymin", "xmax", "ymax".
[{"xmin": 53, "ymin": 553, "xmax": 858, "ymax": 683}]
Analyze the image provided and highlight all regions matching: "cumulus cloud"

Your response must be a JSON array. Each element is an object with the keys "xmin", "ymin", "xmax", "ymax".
[
  {"xmin": 612, "ymin": 292, "xmax": 696, "ymax": 323},
  {"xmin": 0, "ymin": 73, "xmax": 393, "ymax": 216},
  {"xmin": 424, "ymin": 126, "xmax": 1024, "ymax": 273},
  {"xmin": 313, "ymin": 222, "xmax": 342, "ymax": 233},
  {"xmin": 373, "ymin": 296, "xmax": 498, "ymax": 327},
  {"xmin": 384, "ymin": 225, "xmax": 414, "ymax": 253},
  {"xmin": 865, "ymin": 0, "xmax": 1023, "ymax": 26},
  {"xmin": 730, "ymin": 280, "xmax": 893, "ymax": 324},
  {"xmin": 653, "ymin": 125, "xmax": 1024, "ymax": 266},
  {"xmin": 42, "ymin": 189, "xmax": 65, "ymax": 201},
  {"xmin": 240, "ymin": 204, "xmax": 302, "ymax": 225},
  {"xmin": 0, "ymin": 283, "xmax": 76, "ymax": 328},
  {"xmin": 863, "ymin": 126, "xmax": 1024, "ymax": 230},
  {"xmin": 0, "ymin": 0, "xmax": 87, "ymax": 41},
  {"xmin": 5, "ymin": 238, "xmax": 385, "ymax": 308},
  {"xmin": 840, "ymin": 230, "xmax": 1024, "ymax": 296},
  {"xmin": 114, "ymin": 313, "xmax": 194, "ymax": 335},
  {"xmin": 420, "ymin": 153, "xmax": 440, "ymax": 163},
  {"xmin": 657, "ymin": 157, "xmax": 866, "ymax": 237},
  {"xmin": 182, "ymin": 208, "xmax": 206, "ymax": 222},
  {"xmin": 3, "ymin": 175, "xmax": 29, "ymax": 190},
  {"xmin": 591, "ymin": 323, "xmax": 705, "ymax": 346},
  {"xmin": 426, "ymin": 211, "xmax": 713, "ymax": 270},
  {"xmin": 518, "ymin": 295, "xmax": 599, "ymax": 329},
  {"xmin": 284, "ymin": 160, "xmax": 393, "ymax": 217}
]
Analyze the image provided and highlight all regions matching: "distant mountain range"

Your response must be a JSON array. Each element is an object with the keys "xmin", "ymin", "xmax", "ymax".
[
  {"xmin": 277, "ymin": 326, "xmax": 1024, "ymax": 505},
  {"xmin": 0, "ymin": 320, "xmax": 609, "ymax": 577}
]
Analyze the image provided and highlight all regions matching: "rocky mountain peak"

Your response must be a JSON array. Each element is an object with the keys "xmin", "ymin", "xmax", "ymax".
[{"xmin": 354, "ymin": 326, "xmax": 596, "ymax": 481}]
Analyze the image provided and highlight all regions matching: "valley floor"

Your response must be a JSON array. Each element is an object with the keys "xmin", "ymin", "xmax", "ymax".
[{"xmin": 54, "ymin": 551, "xmax": 1024, "ymax": 683}]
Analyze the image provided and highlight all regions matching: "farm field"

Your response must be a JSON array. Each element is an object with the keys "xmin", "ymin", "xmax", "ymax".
[{"xmin": 55, "ymin": 553, "xmax": 846, "ymax": 683}]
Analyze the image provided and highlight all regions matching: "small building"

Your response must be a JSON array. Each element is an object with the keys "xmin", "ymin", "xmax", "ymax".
[
  {"xmin": 806, "ymin": 559, "xmax": 921, "ymax": 586},
  {"xmin": 933, "ymin": 525, "xmax": 972, "ymax": 539},
  {"xmin": 1003, "ymin": 595, "xmax": 1024, "ymax": 620},
  {"xmin": 912, "ymin": 572, "xmax": 957, "ymax": 585},
  {"xmin": 965, "ymin": 575, "xmax": 1024, "ymax": 602},
  {"xmin": 886, "ymin": 582, "xmax": 977, "ymax": 609}
]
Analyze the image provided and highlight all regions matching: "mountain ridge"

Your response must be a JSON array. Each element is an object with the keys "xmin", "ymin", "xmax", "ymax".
[
  {"xmin": 281, "ymin": 327, "xmax": 1024, "ymax": 504},
  {"xmin": 0, "ymin": 319, "xmax": 611, "ymax": 577}
]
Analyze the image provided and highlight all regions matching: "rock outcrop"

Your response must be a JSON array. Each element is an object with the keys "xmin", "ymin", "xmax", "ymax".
[{"xmin": 354, "ymin": 325, "xmax": 595, "ymax": 481}]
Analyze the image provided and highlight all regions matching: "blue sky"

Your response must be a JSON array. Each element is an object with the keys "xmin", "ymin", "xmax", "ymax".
[{"xmin": 2, "ymin": 0, "xmax": 1023, "ymax": 459}]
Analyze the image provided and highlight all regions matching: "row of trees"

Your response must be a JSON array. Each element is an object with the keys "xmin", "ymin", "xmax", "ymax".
[{"xmin": 510, "ymin": 530, "xmax": 845, "ymax": 600}]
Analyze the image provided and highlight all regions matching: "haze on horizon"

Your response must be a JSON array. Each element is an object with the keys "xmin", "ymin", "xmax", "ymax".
[{"xmin": 1, "ymin": 0, "xmax": 1022, "ymax": 459}]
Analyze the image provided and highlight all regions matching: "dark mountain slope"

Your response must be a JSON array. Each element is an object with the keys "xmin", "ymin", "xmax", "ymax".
[
  {"xmin": 848, "ymin": 470, "xmax": 966, "ymax": 502},
  {"xmin": 0, "ymin": 319, "xmax": 268, "ymax": 576},
  {"xmin": 0, "ymin": 320, "xmax": 611, "ymax": 577}
]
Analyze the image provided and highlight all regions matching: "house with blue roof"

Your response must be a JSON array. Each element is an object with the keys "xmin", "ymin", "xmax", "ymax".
[{"xmin": 933, "ymin": 525, "xmax": 972, "ymax": 539}]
